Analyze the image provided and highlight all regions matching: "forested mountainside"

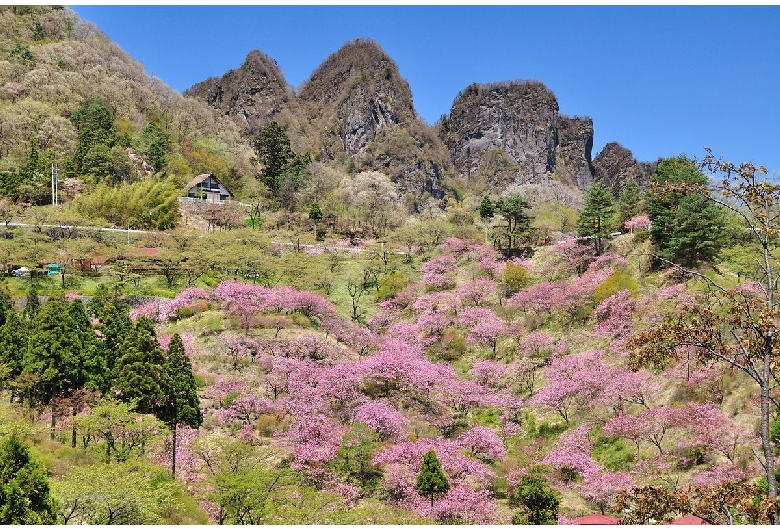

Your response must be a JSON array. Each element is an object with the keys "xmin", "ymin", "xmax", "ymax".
[{"xmin": 1, "ymin": 5, "xmax": 780, "ymax": 527}]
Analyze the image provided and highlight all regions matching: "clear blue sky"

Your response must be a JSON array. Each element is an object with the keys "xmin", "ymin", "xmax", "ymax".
[{"xmin": 70, "ymin": 5, "xmax": 780, "ymax": 175}]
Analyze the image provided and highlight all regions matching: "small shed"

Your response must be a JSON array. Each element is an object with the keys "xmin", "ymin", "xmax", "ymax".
[{"xmin": 185, "ymin": 173, "xmax": 233, "ymax": 203}]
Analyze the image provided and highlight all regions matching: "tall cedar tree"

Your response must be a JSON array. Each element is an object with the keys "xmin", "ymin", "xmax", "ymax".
[
  {"xmin": 159, "ymin": 333, "xmax": 202, "ymax": 477},
  {"xmin": 496, "ymin": 194, "xmax": 533, "ymax": 250},
  {"xmin": 0, "ymin": 311, "xmax": 25, "ymax": 394},
  {"xmin": 631, "ymin": 150, "xmax": 780, "ymax": 522},
  {"xmin": 479, "ymin": 196, "xmax": 495, "ymax": 219},
  {"xmin": 577, "ymin": 183, "xmax": 615, "ymax": 255},
  {"xmin": 646, "ymin": 155, "xmax": 727, "ymax": 268},
  {"xmin": 0, "ymin": 433, "xmax": 57, "ymax": 524},
  {"xmin": 416, "ymin": 449, "xmax": 449, "ymax": 517},
  {"xmin": 253, "ymin": 121, "xmax": 310, "ymax": 208},
  {"xmin": 88, "ymin": 285, "xmax": 133, "ymax": 379},
  {"xmin": 24, "ymin": 294, "xmax": 87, "ymax": 439},
  {"xmin": 112, "ymin": 316, "xmax": 165, "ymax": 415}
]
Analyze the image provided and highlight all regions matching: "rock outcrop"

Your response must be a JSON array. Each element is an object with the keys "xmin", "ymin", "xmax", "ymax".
[
  {"xmin": 440, "ymin": 82, "xmax": 560, "ymax": 183},
  {"xmin": 555, "ymin": 116, "xmax": 594, "ymax": 189},
  {"xmin": 439, "ymin": 81, "xmax": 598, "ymax": 192},
  {"xmin": 184, "ymin": 50, "xmax": 302, "ymax": 140},
  {"xmin": 298, "ymin": 38, "xmax": 416, "ymax": 158},
  {"xmin": 592, "ymin": 142, "xmax": 655, "ymax": 195},
  {"xmin": 299, "ymin": 39, "xmax": 451, "ymax": 204}
]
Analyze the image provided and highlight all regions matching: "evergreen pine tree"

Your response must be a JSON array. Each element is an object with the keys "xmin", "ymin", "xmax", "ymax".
[
  {"xmin": 112, "ymin": 316, "xmax": 165, "ymax": 415},
  {"xmin": 496, "ymin": 194, "xmax": 533, "ymax": 250},
  {"xmin": 0, "ymin": 311, "xmax": 25, "ymax": 395},
  {"xmin": 646, "ymin": 155, "xmax": 728, "ymax": 268},
  {"xmin": 24, "ymin": 294, "xmax": 85, "ymax": 438},
  {"xmin": 415, "ymin": 449, "xmax": 449, "ymax": 517},
  {"xmin": 577, "ymin": 183, "xmax": 616, "ymax": 255},
  {"xmin": 0, "ymin": 433, "xmax": 57, "ymax": 524},
  {"xmin": 158, "ymin": 333, "xmax": 202, "ymax": 477},
  {"xmin": 479, "ymin": 196, "xmax": 495, "ymax": 219}
]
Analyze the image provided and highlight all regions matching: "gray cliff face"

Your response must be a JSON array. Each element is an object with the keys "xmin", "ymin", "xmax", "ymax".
[
  {"xmin": 442, "ymin": 82, "xmax": 560, "ymax": 183},
  {"xmin": 592, "ymin": 142, "xmax": 655, "ymax": 195},
  {"xmin": 555, "ymin": 115, "xmax": 594, "ymax": 189},
  {"xmin": 440, "ymin": 82, "xmax": 598, "ymax": 191},
  {"xmin": 183, "ymin": 50, "xmax": 299, "ymax": 139},
  {"xmin": 298, "ymin": 39, "xmax": 416, "ymax": 158}
]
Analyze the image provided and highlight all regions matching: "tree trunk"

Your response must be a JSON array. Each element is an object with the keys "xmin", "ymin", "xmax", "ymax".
[
  {"xmin": 71, "ymin": 407, "xmax": 77, "ymax": 448},
  {"xmin": 761, "ymin": 343, "xmax": 778, "ymax": 524},
  {"xmin": 171, "ymin": 423, "xmax": 177, "ymax": 477},
  {"xmin": 50, "ymin": 400, "xmax": 56, "ymax": 440}
]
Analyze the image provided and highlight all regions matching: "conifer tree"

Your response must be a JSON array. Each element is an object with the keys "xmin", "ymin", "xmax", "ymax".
[
  {"xmin": 158, "ymin": 333, "xmax": 202, "ymax": 477},
  {"xmin": 416, "ymin": 449, "xmax": 449, "ymax": 517},
  {"xmin": 479, "ymin": 196, "xmax": 495, "ymax": 219},
  {"xmin": 24, "ymin": 294, "xmax": 85, "ymax": 438},
  {"xmin": 88, "ymin": 285, "xmax": 132, "ymax": 376},
  {"xmin": 496, "ymin": 194, "xmax": 533, "ymax": 250},
  {"xmin": 0, "ymin": 278, "xmax": 12, "ymax": 327},
  {"xmin": 112, "ymin": 316, "xmax": 165, "ymax": 415},
  {"xmin": 0, "ymin": 433, "xmax": 57, "ymax": 524},
  {"xmin": 0, "ymin": 311, "xmax": 25, "ymax": 395},
  {"xmin": 646, "ymin": 156, "xmax": 728, "ymax": 268},
  {"xmin": 577, "ymin": 183, "xmax": 616, "ymax": 255}
]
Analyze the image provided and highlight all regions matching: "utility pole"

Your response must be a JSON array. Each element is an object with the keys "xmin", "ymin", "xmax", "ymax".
[{"xmin": 50, "ymin": 163, "xmax": 59, "ymax": 206}]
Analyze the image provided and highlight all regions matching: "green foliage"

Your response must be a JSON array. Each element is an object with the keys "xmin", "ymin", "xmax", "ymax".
[
  {"xmin": 376, "ymin": 272, "xmax": 409, "ymax": 302},
  {"xmin": 330, "ymin": 424, "xmax": 383, "ymax": 493},
  {"xmin": 511, "ymin": 474, "xmax": 560, "ymax": 525},
  {"xmin": 416, "ymin": 449, "xmax": 449, "ymax": 510},
  {"xmin": 577, "ymin": 182, "xmax": 616, "ymax": 255},
  {"xmin": 592, "ymin": 433, "xmax": 635, "ymax": 471},
  {"xmin": 594, "ymin": 269, "xmax": 638, "ymax": 304},
  {"xmin": 479, "ymin": 195, "xmax": 495, "ymax": 219},
  {"xmin": 617, "ymin": 178, "xmax": 642, "ymax": 223},
  {"xmin": 308, "ymin": 201, "xmax": 323, "ymax": 221},
  {"xmin": 503, "ymin": 261, "xmax": 530, "ymax": 294},
  {"xmin": 158, "ymin": 334, "xmax": 202, "ymax": 430},
  {"xmin": 112, "ymin": 316, "xmax": 165, "ymax": 415},
  {"xmin": 73, "ymin": 178, "xmax": 181, "ymax": 229},
  {"xmin": 647, "ymin": 155, "xmax": 728, "ymax": 268},
  {"xmin": 70, "ymin": 99, "xmax": 117, "ymax": 178},
  {"xmin": 0, "ymin": 432, "xmax": 57, "ymax": 524},
  {"xmin": 496, "ymin": 194, "xmax": 533, "ymax": 250},
  {"xmin": 141, "ymin": 122, "xmax": 172, "ymax": 172},
  {"xmin": 253, "ymin": 121, "xmax": 310, "ymax": 209},
  {"xmin": 73, "ymin": 398, "xmax": 163, "ymax": 464},
  {"xmin": 51, "ymin": 461, "xmax": 182, "ymax": 524}
]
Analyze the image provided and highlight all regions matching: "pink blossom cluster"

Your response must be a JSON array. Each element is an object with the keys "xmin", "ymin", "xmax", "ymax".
[
  {"xmin": 623, "ymin": 214, "xmax": 651, "ymax": 232},
  {"xmin": 353, "ymin": 401, "xmax": 408, "ymax": 441},
  {"xmin": 419, "ymin": 255, "xmax": 458, "ymax": 290},
  {"xmin": 373, "ymin": 437, "xmax": 498, "ymax": 523}
]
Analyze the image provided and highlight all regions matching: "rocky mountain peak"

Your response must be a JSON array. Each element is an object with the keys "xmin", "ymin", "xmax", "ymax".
[
  {"xmin": 439, "ymin": 81, "xmax": 596, "ymax": 191},
  {"xmin": 184, "ymin": 49, "xmax": 298, "ymax": 138},
  {"xmin": 592, "ymin": 142, "xmax": 655, "ymax": 195},
  {"xmin": 298, "ymin": 38, "xmax": 416, "ymax": 157}
]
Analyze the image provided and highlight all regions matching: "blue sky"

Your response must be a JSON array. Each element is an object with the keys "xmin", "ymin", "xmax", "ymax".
[{"xmin": 70, "ymin": 5, "xmax": 780, "ymax": 175}]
